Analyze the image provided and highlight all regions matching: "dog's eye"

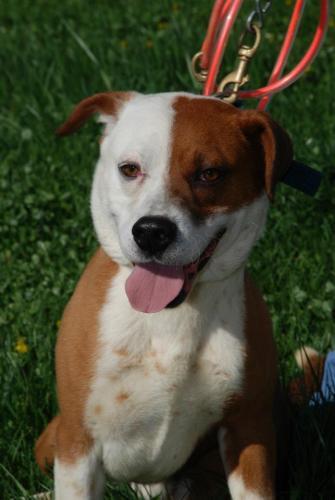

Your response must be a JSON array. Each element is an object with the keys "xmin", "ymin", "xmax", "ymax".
[
  {"xmin": 198, "ymin": 168, "xmax": 224, "ymax": 184},
  {"xmin": 118, "ymin": 163, "xmax": 141, "ymax": 179}
]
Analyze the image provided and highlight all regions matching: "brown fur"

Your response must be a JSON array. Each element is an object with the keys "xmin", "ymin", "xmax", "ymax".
[
  {"xmin": 56, "ymin": 92, "xmax": 132, "ymax": 136},
  {"xmin": 220, "ymin": 272, "xmax": 276, "ymax": 496},
  {"xmin": 35, "ymin": 415, "xmax": 60, "ymax": 474},
  {"xmin": 169, "ymin": 97, "xmax": 293, "ymax": 218},
  {"xmin": 36, "ymin": 248, "xmax": 118, "ymax": 469}
]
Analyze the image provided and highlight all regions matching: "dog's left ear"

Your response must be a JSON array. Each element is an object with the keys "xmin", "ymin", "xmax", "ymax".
[
  {"xmin": 238, "ymin": 110, "xmax": 293, "ymax": 200},
  {"xmin": 56, "ymin": 91, "xmax": 133, "ymax": 136}
]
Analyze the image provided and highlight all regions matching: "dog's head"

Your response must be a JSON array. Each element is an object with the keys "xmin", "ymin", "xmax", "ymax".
[{"xmin": 58, "ymin": 92, "xmax": 292, "ymax": 313}]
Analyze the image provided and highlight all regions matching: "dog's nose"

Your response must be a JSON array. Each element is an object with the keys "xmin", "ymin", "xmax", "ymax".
[{"xmin": 132, "ymin": 216, "xmax": 177, "ymax": 255}]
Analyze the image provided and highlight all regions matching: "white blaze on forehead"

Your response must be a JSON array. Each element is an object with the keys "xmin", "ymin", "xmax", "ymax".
[
  {"xmin": 91, "ymin": 93, "xmax": 180, "ymax": 263},
  {"xmin": 103, "ymin": 92, "xmax": 177, "ymax": 201}
]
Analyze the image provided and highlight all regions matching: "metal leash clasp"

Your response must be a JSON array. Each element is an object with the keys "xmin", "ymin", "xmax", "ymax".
[
  {"xmin": 191, "ymin": 51, "xmax": 208, "ymax": 83},
  {"xmin": 217, "ymin": 24, "xmax": 261, "ymax": 103}
]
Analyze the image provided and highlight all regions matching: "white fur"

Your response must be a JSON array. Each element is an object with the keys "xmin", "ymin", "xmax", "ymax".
[
  {"xmin": 226, "ymin": 474, "xmax": 269, "ymax": 500},
  {"xmin": 54, "ymin": 452, "xmax": 104, "ymax": 500},
  {"xmin": 85, "ymin": 264, "xmax": 246, "ymax": 483}
]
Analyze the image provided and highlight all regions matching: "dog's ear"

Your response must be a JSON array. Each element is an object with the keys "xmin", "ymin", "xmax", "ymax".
[
  {"xmin": 56, "ymin": 91, "xmax": 132, "ymax": 136},
  {"xmin": 238, "ymin": 110, "xmax": 293, "ymax": 200}
]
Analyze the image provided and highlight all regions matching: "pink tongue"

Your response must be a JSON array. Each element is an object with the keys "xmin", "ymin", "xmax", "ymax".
[{"xmin": 125, "ymin": 263, "xmax": 185, "ymax": 313}]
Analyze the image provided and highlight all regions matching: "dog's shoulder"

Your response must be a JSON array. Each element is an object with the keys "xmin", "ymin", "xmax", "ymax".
[
  {"xmin": 61, "ymin": 247, "xmax": 117, "ymax": 319},
  {"xmin": 55, "ymin": 248, "xmax": 119, "ymax": 400}
]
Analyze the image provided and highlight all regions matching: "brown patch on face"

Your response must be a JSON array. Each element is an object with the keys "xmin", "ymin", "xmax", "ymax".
[
  {"xmin": 115, "ymin": 391, "xmax": 130, "ymax": 403},
  {"xmin": 169, "ymin": 96, "xmax": 292, "ymax": 217},
  {"xmin": 52, "ymin": 248, "xmax": 119, "ymax": 465},
  {"xmin": 113, "ymin": 347, "xmax": 129, "ymax": 357}
]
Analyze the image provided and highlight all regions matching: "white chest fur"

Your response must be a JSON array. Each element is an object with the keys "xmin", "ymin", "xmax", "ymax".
[{"xmin": 85, "ymin": 267, "xmax": 246, "ymax": 483}]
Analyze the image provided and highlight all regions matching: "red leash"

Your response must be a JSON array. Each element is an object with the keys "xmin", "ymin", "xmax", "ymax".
[{"xmin": 192, "ymin": 0, "xmax": 330, "ymax": 110}]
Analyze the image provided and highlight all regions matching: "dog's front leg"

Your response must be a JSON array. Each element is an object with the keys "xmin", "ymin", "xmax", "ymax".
[
  {"xmin": 54, "ymin": 451, "xmax": 104, "ymax": 500},
  {"xmin": 218, "ymin": 416, "xmax": 275, "ymax": 500}
]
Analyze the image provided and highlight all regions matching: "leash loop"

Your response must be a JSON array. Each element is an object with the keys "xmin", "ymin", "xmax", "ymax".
[
  {"xmin": 246, "ymin": 0, "xmax": 272, "ymax": 32},
  {"xmin": 217, "ymin": 24, "xmax": 261, "ymax": 103}
]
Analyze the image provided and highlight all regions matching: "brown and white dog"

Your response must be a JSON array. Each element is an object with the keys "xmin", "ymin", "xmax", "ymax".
[{"xmin": 35, "ymin": 92, "xmax": 293, "ymax": 499}]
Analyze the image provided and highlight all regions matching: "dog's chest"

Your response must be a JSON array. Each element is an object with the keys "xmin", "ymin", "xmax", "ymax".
[{"xmin": 85, "ymin": 269, "xmax": 246, "ymax": 482}]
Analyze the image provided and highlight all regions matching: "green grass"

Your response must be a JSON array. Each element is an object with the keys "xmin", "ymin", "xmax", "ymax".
[{"xmin": 0, "ymin": 0, "xmax": 334, "ymax": 498}]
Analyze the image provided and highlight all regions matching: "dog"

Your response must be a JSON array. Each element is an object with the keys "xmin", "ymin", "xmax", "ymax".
[{"xmin": 35, "ymin": 91, "xmax": 293, "ymax": 499}]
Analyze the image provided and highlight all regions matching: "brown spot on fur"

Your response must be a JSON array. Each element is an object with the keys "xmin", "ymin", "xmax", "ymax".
[
  {"xmin": 214, "ymin": 368, "xmax": 229, "ymax": 378},
  {"xmin": 35, "ymin": 248, "xmax": 119, "ymax": 468},
  {"xmin": 113, "ymin": 347, "xmax": 129, "ymax": 357},
  {"xmin": 109, "ymin": 373, "xmax": 118, "ymax": 382},
  {"xmin": 148, "ymin": 349, "xmax": 157, "ymax": 357},
  {"xmin": 169, "ymin": 96, "xmax": 293, "ymax": 217},
  {"xmin": 116, "ymin": 391, "xmax": 130, "ymax": 403},
  {"xmin": 191, "ymin": 361, "xmax": 199, "ymax": 372},
  {"xmin": 155, "ymin": 360, "xmax": 167, "ymax": 374},
  {"xmin": 94, "ymin": 404, "xmax": 102, "ymax": 415}
]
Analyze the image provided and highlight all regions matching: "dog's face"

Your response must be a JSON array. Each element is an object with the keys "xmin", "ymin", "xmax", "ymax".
[{"xmin": 58, "ymin": 92, "xmax": 292, "ymax": 312}]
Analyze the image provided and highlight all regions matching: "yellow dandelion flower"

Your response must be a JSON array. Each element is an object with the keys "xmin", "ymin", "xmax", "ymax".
[
  {"xmin": 15, "ymin": 337, "xmax": 29, "ymax": 354},
  {"xmin": 145, "ymin": 39, "xmax": 153, "ymax": 49},
  {"xmin": 119, "ymin": 39, "xmax": 128, "ymax": 49},
  {"xmin": 285, "ymin": 0, "xmax": 293, "ymax": 6},
  {"xmin": 56, "ymin": 319, "xmax": 62, "ymax": 329}
]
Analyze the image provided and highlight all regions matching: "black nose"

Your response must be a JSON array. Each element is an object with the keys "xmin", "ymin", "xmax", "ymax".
[{"xmin": 132, "ymin": 216, "xmax": 177, "ymax": 255}]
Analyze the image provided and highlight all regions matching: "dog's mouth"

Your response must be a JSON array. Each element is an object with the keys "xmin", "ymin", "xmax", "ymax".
[{"xmin": 125, "ymin": 230, "xmax": 226, "ymax": 313}]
